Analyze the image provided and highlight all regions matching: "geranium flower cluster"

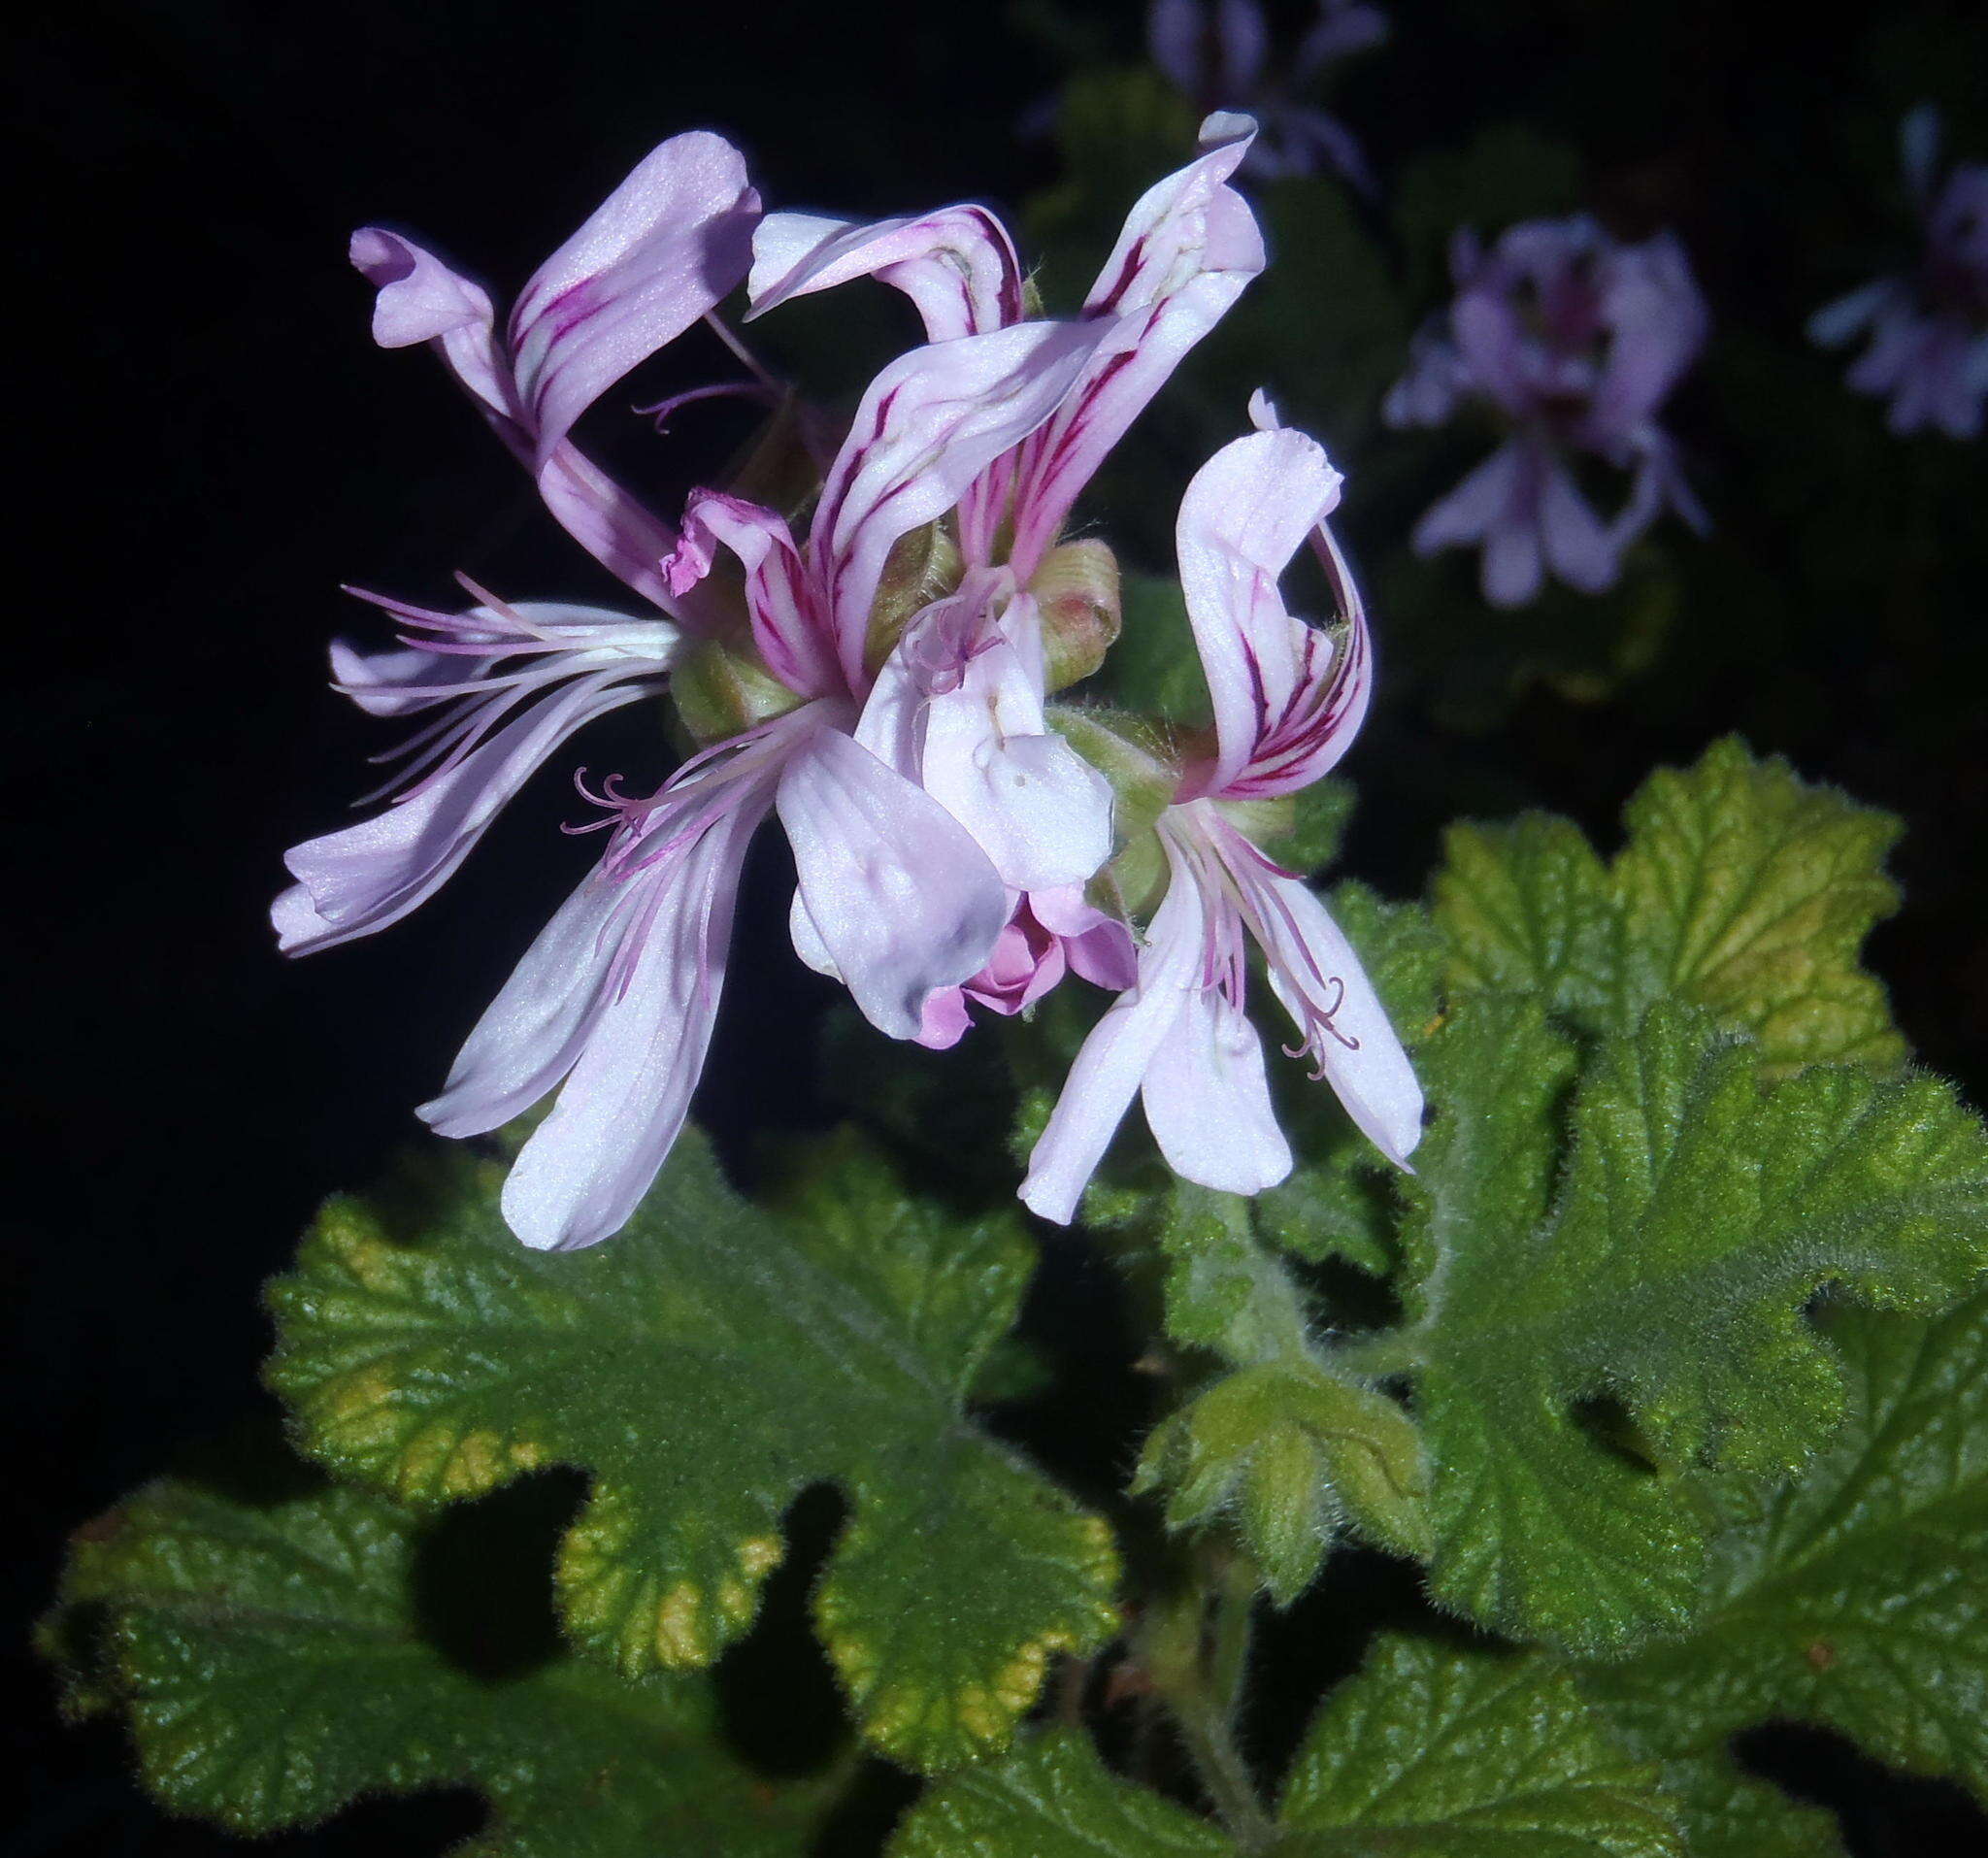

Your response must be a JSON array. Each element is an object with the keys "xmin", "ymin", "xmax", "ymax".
[
  {"xmin": 276, "ymin": 117, "xmax": 1421, "ymax": 1249},
  {"xmin": 1147, "ymin": 0, "xmax": 1388, "ymax": 191},
  {"xmin": 1383, "ymin": 216, "xmax": 1709, "ymax": 608},
  {"xmin": 1810, "ymin": 106, "xmax": 1988, "ymax": 442}
]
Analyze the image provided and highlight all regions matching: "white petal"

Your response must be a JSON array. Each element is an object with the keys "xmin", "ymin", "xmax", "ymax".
[
  {"xmin": 1249, "ymin": 867, "xmax": 1424, "ymax": 1168},
  {"xmin": 418, "ymin": 865, "xmax": 639, "ymax": 1137},
  {"xmin": 496, "ymin": 803, "xmax": 765, "ymax": 1250},
  {"xmin": 919, "ymin": 614, "xmax": 1113, "ymax": 889},
  {"xmin": 776, "ymin": 729, "xmax": 1008, "ymax": 1040},
  {"xmin": 1019, "ymin": 848, "xmax": 1205, "ymax": 1223},
  {"xmin": 1141, "ymin": 982, "xmax": 1291, "ymax": 1194}
]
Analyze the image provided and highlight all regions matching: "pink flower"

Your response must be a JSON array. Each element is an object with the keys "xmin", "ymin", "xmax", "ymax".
[
  {"xmin": 1810, "ymin": 106, "xmax": 1988, "ymax": 441},
  {"xmin": 746, "ymin": 117, "xmax": 1264, "ymax": 1031},
  {"xmin": 274, "ymin": 588, "xmax": 683, "ymax": 954},
  {"xmin": 430, "ymin": 314, "xmax": 1119, "ymax": 1249},
  {"xmin": 1147, "ymin": 0, "xmax": 1387, "ymax": 191},
  {"xmin": 1385, "ymin": 216, "xmax": 1709, "ymax": 607},
  {"xmin": 1021, "ymin": 405, "xmax": 1421, "ymax": 1224},
  {"xmin": 279, "ymin": 132, "xmax": 762, "ymax": 951},
  {"xmin": 350, "ymin": 131, "xmax": 761, "ymax": 614}
]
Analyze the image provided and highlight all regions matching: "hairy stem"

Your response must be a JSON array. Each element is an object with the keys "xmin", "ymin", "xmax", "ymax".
[{"xmin": 1142, "ymin": 1552, "xmax": 1274, "ymax": 1849}]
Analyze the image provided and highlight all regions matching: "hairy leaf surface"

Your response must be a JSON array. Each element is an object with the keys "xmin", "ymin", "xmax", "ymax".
[
  {"xmin": 1393, "ymin": 997, "xmax": 1988, "ymax": 1651},
  {"xmin": 1579, "ymin": 1292, "xmax": 1988, "ymax": 1852},
  {"xmin": 266, "ymin": 1132, "xmax": 1117, "ymax": 1771},
  {"xmin": 889, "ymin": 1729, "xmax": 1233, "ymax": 1857},
  {"xmin": 1277, "ymin": 1635, "xmax": 1681, "ymax": 1857},
  {"xmin": 1436, "ymin": 739, "xmax": 1904, "ymax": 1070},
  {"xmin": 44, "ymin": 1446, "xmax": 823, "ymax": 1851}
]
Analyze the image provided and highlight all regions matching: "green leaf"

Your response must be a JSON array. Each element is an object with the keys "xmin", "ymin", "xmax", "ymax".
[
  {"xmin": 1388, "ymin": 997, "xmax": 1988, "ymax": 1652},
  {"xmin": 1276, "ymin": 1635, "xmax": 1681, "ymax": 1857},
  {"xmin": 1436, "ymin": 739, "xmax": 1905, "ymax": 1071},
  {"xmin": 888, "ymin": 1727, "xmax": 1234, "ymax": 1857},
  {"xmin": 43, "ymin": 1439, "xmax": 824, "ymax": 1850},
  {"xmin": 1580, "ymin": 1291, "xmax": 1988, "ymax": 1851},
  {"xmin": 265, "ymin": 1132, "xmax": 1118, "ymax": 1772}
]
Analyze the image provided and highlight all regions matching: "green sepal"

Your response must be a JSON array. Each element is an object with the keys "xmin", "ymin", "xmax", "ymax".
[{"xmin": 1136, "ymin": 1360, "xmax": 1432, "ymax": 1601}]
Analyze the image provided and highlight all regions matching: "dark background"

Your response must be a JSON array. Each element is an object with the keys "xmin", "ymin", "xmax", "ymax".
[{"xmin": 7, "ymin": 2, "xmax": 1984, "ymax": 1851}]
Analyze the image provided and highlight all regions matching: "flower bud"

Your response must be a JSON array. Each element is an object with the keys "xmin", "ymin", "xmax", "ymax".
[
  {"xmin": 1050, "ymin": 705, "xmax": 1179, "ymax": 916},
  {"xmin": 864, "ymin": 520, "xmax": 962, "ymax": 676},
  {"xmin": 1031, "ymin": 539, "xmax": 1122, "ymax": 691},
  {"xmin": 669, "ymin": 638, "xmax": 809, "ymax": 745}
]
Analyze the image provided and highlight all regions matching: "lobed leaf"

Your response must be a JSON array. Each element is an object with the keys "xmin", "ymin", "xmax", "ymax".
[
  {"xmin": 1436, "ymin": 738, "xmax": 1905, "ymax": 1071},
  {"xmin": 265, "ymin": 1131, "xmax": 1118, "ymax": 1773},
  {"xmin": 1393, "ymin": 996, "xmax": 1988, "ymax": 1652},
  {"xmin": 888, "ymin": 1728, "xmax": 1233, "ymax": 1857},
  {"xmin": 1276, "ymin": 1635, "xmax": 1682, "ymax": 1857},
  {"xmin": 43, "ymin": 1439, "xmax": 823, "ymax": 1851},
  {"xmin": 1579, "ymin": 1291, "xmax": 1988, "ymax": 1852}
]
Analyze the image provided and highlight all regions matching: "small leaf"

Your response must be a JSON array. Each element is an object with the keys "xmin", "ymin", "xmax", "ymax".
[
  {"xmin": 1276, "ymin": 1635, "xmax": 1681, "ymax": 1857},
  {"xmin": 1580, "ymin": 1291, "xmax": 1988, "ymax": 1850},
  {"xmin": 43, "ymin": 1437, "xmax": 824, "ymax": 1851},
  {"xmin": 266, "ymin": 1132, "xmax": 1118, "ymax": 1772},
  {"xmin": 1436, "ymin": 739, "xmax": 1905, "ymax": 1070},
  {"xmin": 889, "ymin": 1727, "xmax": 1234, "ymax": 1857},
  {"xmin": 1390, "ymin": 997, "xmax": 1988, "ymax": 1652}
]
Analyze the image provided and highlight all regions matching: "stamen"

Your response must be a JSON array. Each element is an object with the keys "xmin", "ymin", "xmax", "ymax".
[{"xmin": 702, "ymin": 310, "xmax": 784, "ymax": 395}]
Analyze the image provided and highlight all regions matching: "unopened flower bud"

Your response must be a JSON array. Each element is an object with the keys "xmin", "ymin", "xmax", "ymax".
[
  {"xmin": 1051, "ymin": 706, "xmax": 1179, "ymax": 915},
  {"xmin": 669, "ymin": 638, "xmax": 809, "ymax": 745},
  {"xmin": 1031, "ymin": 539, "xmax": 1122, "ymax": 691},
  {"xmin": 865, "ymin": 520, "xmax": 963, "ymax": 675}
]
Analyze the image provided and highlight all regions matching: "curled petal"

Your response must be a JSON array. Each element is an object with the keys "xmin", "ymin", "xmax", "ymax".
[
  {"xmin": 1033, "ymin": 884, "xmax": 1140, "ymax": 991},
  {"xmin": 349, "ymin": 228, "xmax": 510, "ymax": 415},
  {"xmin": 508, "ymin": 131, "xmax": 761, "ymax": 465},
  {"xmin": 673, "ymin": 491, "xmax": 838, "ymax": 698},
  {"xmin": 748, "ymin": 205, "xmax": 1024, "ymax": 341},
  {"xmin": 350, "ymin": 232, "xmax": 689, "ymax": 619},
  {"xmin": 1010, "ymin": 116, "xmax": 1266, "ymax": 573},
  {"xmin": 776, "ymin": 727, "xmax": 1008, "ymax": 1040},
  {"xmin": 276, "ymin": 674, "xmax": 643, "ymax": 954},
  {"xmin": 813, "ymin": 319, "xmax": 1108, "ymax": 693},
  {"xmin": 1175, "ymin": 426, "xmax": 1348, "ymax": 796}
]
